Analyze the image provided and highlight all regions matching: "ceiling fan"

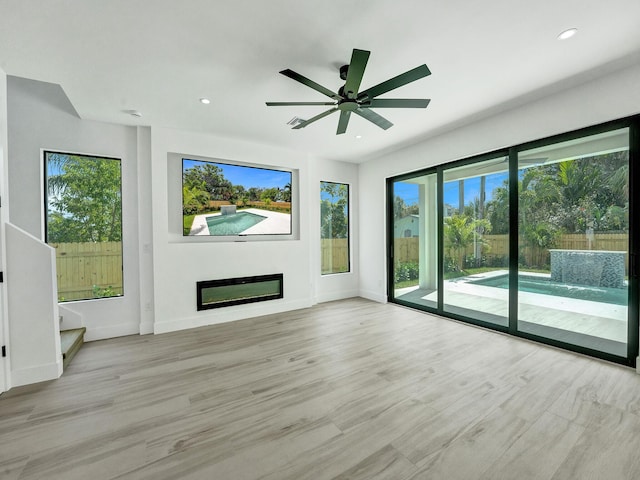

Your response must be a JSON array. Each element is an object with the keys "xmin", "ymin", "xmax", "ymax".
[{"xmin": 266, "ymin": 48, "xmax": 431, "ymax": 135}]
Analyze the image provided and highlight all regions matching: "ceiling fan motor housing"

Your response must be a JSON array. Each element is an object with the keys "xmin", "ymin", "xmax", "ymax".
[{"xmin": 339, "ymin": 64, "xmax": 349, "ymax": 80}]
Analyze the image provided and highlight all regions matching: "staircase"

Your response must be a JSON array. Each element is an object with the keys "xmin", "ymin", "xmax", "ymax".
[{"xmin": 60, "ymin": 328, "xmax": 86, "ymax": 369}]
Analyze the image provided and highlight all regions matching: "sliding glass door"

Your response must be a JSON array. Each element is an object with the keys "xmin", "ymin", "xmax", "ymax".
[
  {"xmin": 516, "ymin": 128, "xmax": 630, "ymax": 357},
  {"xmin": 391, "ymin": 173, "xmax": 438, "ymax": 309},
  {"xmin": 442, "ymin": 157, "xmax": 509, "ymax": 327},
  {"xmin": 388, "ymin": 116, "xmax": 638, "ymax": 366}
]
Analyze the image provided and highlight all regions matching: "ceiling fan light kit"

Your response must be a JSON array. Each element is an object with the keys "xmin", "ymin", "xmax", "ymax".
[{"xmin": 266, "ymin": 48, "xmax": 431, "ymax": 135}]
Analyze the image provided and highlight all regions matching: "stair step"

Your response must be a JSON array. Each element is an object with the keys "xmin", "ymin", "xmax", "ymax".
[{"xmin": 60, "ymin": 327, "xmax": 86, "ymax": 369}]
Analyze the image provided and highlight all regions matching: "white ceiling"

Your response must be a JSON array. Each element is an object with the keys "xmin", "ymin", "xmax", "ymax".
[{"xmin": 1, "ymin": 0, "xmax": 639, "ymax": 163}]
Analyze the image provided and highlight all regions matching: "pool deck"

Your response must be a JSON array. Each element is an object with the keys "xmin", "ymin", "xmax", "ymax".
[
  {"xmin": 189, "ymin": 208, "xmax": 291, "ymax": 236},
  {"xmin": 395, "ymin": 270, "xmax": 628, "ymax": 350}
]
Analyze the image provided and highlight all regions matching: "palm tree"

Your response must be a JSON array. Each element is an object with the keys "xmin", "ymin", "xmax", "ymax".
[
  {"xmin": 282, "ymin": 182, "xmax": 292, "ymax": 202},
  {"xmin": 444, "ymin": 214, "xmax": 491, "ymax": 271}
]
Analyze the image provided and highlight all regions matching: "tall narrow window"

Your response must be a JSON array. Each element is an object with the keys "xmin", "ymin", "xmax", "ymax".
[
  {"xmin": 321, "ymin": 181, "xmax": 349, "ymax": 274},
  {"xmin": 45, "ymin": 151, "xmax": 123, "ymax": 302}
]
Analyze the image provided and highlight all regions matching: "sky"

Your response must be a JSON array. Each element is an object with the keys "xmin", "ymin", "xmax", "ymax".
[
  {"xmin": 395, "ymin": 172, "xmax": 509, "ymax": 208},
  {"xmin": 183, "ymin": 159, "xmax": 291, "ymax": 189}
]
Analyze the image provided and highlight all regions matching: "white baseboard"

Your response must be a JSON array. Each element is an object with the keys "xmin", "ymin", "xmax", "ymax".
[
  {"xmin": 358, "ymin": 289, "xmax": 387, "ymax": 303},
  {"xmin": 11, "ymin": 360, "xmax": 63, "ymax": 388},
  {"xmin": 316, "ymin": 289, "xmax": 360, "ymax": 304},
  {"xmin": 154, "ymin": 298, "xmax": 313, "ymax": 335},
  {"xmin": 84, "ymin": 323, "xmax": 141, "ymax": 342}
]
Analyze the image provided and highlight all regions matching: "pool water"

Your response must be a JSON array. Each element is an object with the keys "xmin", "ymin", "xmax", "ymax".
[
  {"xmin": 469, "ymin": 274, "xmax": 627, "ymax": 306},
  {"xmin": 206, "ymin": 211, "xmax": 266, "ymax": 235}
]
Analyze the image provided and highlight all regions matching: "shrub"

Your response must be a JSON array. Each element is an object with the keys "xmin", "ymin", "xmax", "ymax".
[
  {"xmin": 444, "ymin": 256, "xmax": 460, "ymax": 274},
  {"xmin": 92, "ymin": 285, "xmax": 115, "ymax": 298},
  {"xmin": 394, "ymin": 262, "xmax": 419, "ymax": 283},
  {"xmin": 183, "ymin": 203, "xmax": 199, "ymax": 215}
]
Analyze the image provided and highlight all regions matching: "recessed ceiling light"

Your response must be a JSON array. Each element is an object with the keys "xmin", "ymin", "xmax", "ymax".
[
  {"xmin": 199, "ymin": 98, "xmax": 211, "ymax": 105},
  {"xmin": 125, "ymin": 109, "xmax": 142, "ymax": 118},
  {"xmin": 355, "ymin": 135, "xmax": 362, "ymax": 139},
  {"xmin": 558, "ymin": 28, "xmax": 578, "ymax": 40}
]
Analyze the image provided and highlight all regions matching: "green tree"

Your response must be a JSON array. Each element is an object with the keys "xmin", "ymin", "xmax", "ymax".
[
  {"xmin": 231, "ymin": 184, "xmax": 246, "ymax": 205},
  {"xmin": 182, "ymin": 185, "xmax": 209, "ymax": 214},
  {"xmin": 394, "ymin": 195, "xmax": 407, "ymax": 219},
  {"xmin": 282, "ymin": 182, "xmax": 292, "ymax": 202},
  {"xmin": 485, "ymin": 183, "xmax": 509, "ymax": 234},
  {"xmin": 260, "ymin": 187, "xmax": 281, "ymax": 202},
  {"xmin": 183, "ymin": 163, "xmax": 233, "ymax": 202},
  {"xmin": 248, "ymin": 187, "xmax": 261, "ymax": 201},
  {"xmin": 321, "ymin": 182, "xmax": 348, "ymax": 238},
  {"xmin": 444, "ymin": 214, "xmax": 491, "ymax": 271},
  {"xmin": 46, "ymin": 153, "xmax": 122, "ymax": 243}
]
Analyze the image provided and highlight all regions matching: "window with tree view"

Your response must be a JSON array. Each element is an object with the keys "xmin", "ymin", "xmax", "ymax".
[
  {"xmin": 45, "ymin": 151, "xmax": 123, "ymax": 302},
  {"xmin": 321, "ymin": 181, "xmax": 349, "ymax": 274}
]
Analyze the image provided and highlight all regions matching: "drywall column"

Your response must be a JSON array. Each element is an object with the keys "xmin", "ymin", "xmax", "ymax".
[{"xmin": 418, "ymin": 175, "xmax": 437, "ymax": 290}]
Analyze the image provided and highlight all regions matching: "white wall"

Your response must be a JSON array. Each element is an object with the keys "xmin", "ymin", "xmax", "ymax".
[
  {"xmin": 5, "ymin": 73, "xmax": 360, "ymax": 363},
  {"xmin": 0, "ymin": 67, "xmax": 9, "ymax": 392},
  {"xmin": 150, "ymin": 127, "xmax": 359, "ymax": 333},
  {"xmin": 358, "ymin": 63, "xmax": 640, "ymax": 302},
  {"xmin": 7, "ymin": 77, "xmax": 142, "ymax": 341}
]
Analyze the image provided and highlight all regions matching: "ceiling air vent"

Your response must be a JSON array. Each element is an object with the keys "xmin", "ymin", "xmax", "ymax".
[{"xmin": 287, "ymin": 116, "xmax": 306, "ymax": 127}]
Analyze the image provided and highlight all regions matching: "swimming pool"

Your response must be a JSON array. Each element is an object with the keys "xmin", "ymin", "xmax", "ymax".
[
  {"xmin": 468, "ymin": 274, "xmax": 628, "ymax": 306},
  {"xmin": 206, "ymin": 211, "xmax": 266, "ymax": 235}
]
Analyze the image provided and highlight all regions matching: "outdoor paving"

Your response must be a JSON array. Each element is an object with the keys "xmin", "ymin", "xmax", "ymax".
[{"xmin": 395, "ymin": 272, "xmax": 628, "ymax": 352}]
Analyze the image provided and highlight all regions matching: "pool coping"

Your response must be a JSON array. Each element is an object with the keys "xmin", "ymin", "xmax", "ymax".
[{"xmin": 189, "ymin": 208, "xmax": 291, "ymax": 236}]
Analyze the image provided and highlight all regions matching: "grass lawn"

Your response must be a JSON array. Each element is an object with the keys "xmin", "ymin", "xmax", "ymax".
[
  {"xmin": 395, "ymin": 279, "xmax": 419, "ymax": 289},
  {"xmin": 183, "ymin": 209, "xmax": 224, "ymax": 235},
  {"xmin": 183, "ymin": 214, "xmax": 196, "ymax": 235}
]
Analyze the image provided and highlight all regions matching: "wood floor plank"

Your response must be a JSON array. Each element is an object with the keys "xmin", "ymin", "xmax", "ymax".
[
  {"xmin": 331, "ymin": 444, "xmax": 418, "ymax": 480},
  {"xmin": 480, "ymin": 411, "xmax": 585, "ymax": 480},
  {"xmin": 552, "ymin": 409, "xmax": 640, "ymax": 479},
  {"xmin": 1, "ymin": 298, "xmax": 639, "ymax": 479},
  {"xmin": 407, "ymin": 407, "xmax": 530, "ymax": 480},
  {"xmin": 0, "ymin": 455, "xmax": 29, "ymax": 480}
]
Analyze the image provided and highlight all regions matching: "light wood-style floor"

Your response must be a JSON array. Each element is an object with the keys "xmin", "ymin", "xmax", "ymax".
[{"xmin": 2, "ymin": 298, "xmax": 640, "ymax": 479}]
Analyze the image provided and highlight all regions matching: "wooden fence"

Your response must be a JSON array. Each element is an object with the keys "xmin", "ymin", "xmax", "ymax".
[
  {"xmin": 208, "ymin": 200, "xmax": 291, "ymax": 210},
  {"xmin": 394, "ymin": 233, "xmax": 629, "ymax": 271},
  {"xmin": 394, "ymin": 238, "xmax": 420, "ymax": 265},
  {"xmin": 321, "ymin": 238, "xmax": 349, "ymax": 274},
  {"xmin": 51, "ymin": 242, "xmax": 123, "ymax": 301}
]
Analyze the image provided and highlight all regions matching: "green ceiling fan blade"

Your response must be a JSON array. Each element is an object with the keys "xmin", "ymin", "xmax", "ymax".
[
  {"xmin": 358, "ymin": 64, "xmax": 431, "ymax": 100},
  {"xmin": 342, "ymin": 49, "xmax": 370, "ymax": 99},
  {"xmin": 279, "ymin": 69, "xmax": 339, "ymax": 99},
  {"xmin": 365, "ymin": 98, "xmax": 431, "ymax": 108},
  {"xmin": 271, "ymin": 50, "xmax": 431, "ymax": 134},
  {"xmin": 354, "ymin": 108, "xmax": 393, "ymax": 130},
  {"xmin": 266, "ymin": 101, "xmax": 336, "ymax": 106},
  {"xmin": 336, "ymin": 111, "xmax": 351, "ymax": 135},
  {"xmin": 292, "ymin": 107, "xmax": 339, "ymax": 129}
]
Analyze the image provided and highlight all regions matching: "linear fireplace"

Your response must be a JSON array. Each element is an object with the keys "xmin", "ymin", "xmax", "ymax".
[{"xmin": 196, "ymin": 273, "xmax": 283, "ymax": 311}]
